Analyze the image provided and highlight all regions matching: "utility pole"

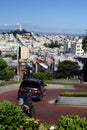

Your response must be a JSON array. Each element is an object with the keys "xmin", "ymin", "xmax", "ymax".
[
  {"xmin": 17, "ymin": 41, "xmax": 19, "ymax": 81},
  {"xmin": 15, "ymin": 34, "xmax": 20, "ymax": 81}
]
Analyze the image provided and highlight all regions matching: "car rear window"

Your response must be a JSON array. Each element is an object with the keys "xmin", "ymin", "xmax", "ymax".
[{"xmin": 20, "ymin": 80, "xmax": 40, "ymax": 88}]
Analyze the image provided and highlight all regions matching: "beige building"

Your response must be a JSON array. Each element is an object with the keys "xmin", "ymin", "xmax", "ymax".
[{"xmin": 19, "ymin": 46, "xmax": 30, "ymax": 59}]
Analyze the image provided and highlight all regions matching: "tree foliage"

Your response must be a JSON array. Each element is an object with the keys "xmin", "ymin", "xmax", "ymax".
[
  {"xmin": 58, "ymin": 60, "xmax": 80, "ymax": 78},
  {"xmin": 12, "ymin": 29, "xmax": 31, "ymax": 37},
  {"xmin": 0, "ymin": 58, "xmax": 7, "ymax": 70},
  {"xmin": 82, "ymin": 35, "xmax": 87, "ymax": 53},
  {"xmin": 82, "ymin": 62, "xmax": 87, "ymax": 82},
  {"xmin": 44, "ymin": 40, "xmax": 62, "ymax": 48},
  {"xmin": 0, "ymin": 58, "xmax": 15, "ymax": 80}
]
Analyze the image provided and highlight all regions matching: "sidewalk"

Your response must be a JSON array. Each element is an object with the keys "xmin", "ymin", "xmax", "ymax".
[
  {"xmin": 0, "ymin": 84, "xmax": 20, "ymax": 93},
  {"xmin": 47, "ymin": 84, "xmax": 74, "ymax": 89}
]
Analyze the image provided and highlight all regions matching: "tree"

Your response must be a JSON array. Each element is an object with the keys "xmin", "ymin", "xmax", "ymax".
[
  {"xmin": 0, "ymin": 58, "xmax": 15, "ymax": 80},
  {"xmin": 0, "ymin": 58, "xmax": 7, "ymax": 70},
  {"xmin": 82, "ymin": 62, "xmax": 87, "ymax": 82},
  {"xmin": 82, "ymin": 35, "xmax": 87, "ymax": 53},
  {"xmin": 4, "ymin": 68, "xmax": 15, "ymax": 81},
  {"xmin": 44, "ymin": 40, "xmax": 62, "ymax": 48},
  {"xmin": 58, "ymin": 60, "xmax": 80, "ymax": 78}
]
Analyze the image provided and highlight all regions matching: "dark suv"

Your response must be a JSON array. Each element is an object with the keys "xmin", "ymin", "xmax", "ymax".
[{"xmin": 17, "ymin": 78, "xmax": 47, "ymax": 101}]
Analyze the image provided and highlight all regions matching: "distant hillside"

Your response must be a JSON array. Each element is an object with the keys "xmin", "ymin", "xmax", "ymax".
[
  {"xmin": 0, "ymin": 29, "xmax": 82, "ymax": 36},
  {"xmin": 0, "ymin": 29, "xmax": 13, "ymax": 33}
]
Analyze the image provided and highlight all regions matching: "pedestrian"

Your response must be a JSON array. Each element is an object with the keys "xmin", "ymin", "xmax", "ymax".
[
  {"xmin": 22, "ymin": 89, "xmax": 32, "ymax": 107},
  {"xmin": 19, "ymin": 89, "xmax": 35, "ymax": 117},
  {"xmin": 18, "ymin": 89, "xmax": 32, "ymax": 107},
  {"xmin": 23, "ymin": 71, "xmax": 27, "ymax": 80}
]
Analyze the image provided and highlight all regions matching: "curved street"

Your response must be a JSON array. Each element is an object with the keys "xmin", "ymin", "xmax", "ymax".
[{"xmin": 0, "ymin": 83, "xmax": 87, "ymax": 125}]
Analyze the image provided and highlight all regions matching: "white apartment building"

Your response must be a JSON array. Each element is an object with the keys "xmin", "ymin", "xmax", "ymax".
[
  {"xmin": 71, "ymin": 42, "xmax": 84, "ymax": 56},
  {"xmin": 64, "ymin": 38, "xmax": 84, "ymax": 56}
]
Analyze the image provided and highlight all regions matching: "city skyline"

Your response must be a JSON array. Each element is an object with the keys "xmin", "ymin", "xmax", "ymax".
[{"xmin": 0, "ymin": 0, "xmax": 87, "ymax": 34}]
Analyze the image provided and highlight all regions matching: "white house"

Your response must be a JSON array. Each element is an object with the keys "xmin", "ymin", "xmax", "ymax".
[{"xmin": 71, "ymin": 42, "xmax": 84, "ymax": 56}]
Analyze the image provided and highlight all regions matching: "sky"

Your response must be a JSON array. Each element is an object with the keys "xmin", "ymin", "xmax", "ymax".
[{"xmin": 0, "ymin": 0, "xmax": 87, "ymax": 34}]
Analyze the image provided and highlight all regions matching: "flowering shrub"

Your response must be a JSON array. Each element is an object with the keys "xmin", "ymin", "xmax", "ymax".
[
  {"xmin": 0, "ymin": 100, "xmax": 87, "ymax": 130},
  {"xmin": 57, "ymin": 114, "xmax": 87, "ymax": 130},
  {"xmin": 22, "ymin": 117, "xmax": 40, "ymax": 130},
  {"xmin": 0, "ymin": 100, "xmax": 49, "ymax": 130}
]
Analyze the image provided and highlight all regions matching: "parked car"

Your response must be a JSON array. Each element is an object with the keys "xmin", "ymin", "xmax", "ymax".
[{"xmin": 17, "ymin": 78, "xmax": 47, "ymax": 101}]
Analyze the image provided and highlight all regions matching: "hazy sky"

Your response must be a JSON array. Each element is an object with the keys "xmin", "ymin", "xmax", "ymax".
[{"xmin": 0, "ymin": 0, "xmax": 87, "ymax": 34}]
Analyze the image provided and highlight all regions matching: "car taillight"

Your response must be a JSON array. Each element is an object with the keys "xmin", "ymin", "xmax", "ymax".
[
  {"xmin": 19, "ymin": 88, "xmax": 27, "ymax": 92},
  {"xmin": 31, "ymin": 89, "xmax": 41, "ymax": 93}
]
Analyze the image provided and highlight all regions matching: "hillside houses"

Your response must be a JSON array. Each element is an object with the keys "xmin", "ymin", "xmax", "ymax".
[
  {"xmin": 0, "ymin": 32, "xmax": 86, "ymax": 79},
  {"xmin": 0, "ymin": 32, "xmax": 84, "ymax": 57}
]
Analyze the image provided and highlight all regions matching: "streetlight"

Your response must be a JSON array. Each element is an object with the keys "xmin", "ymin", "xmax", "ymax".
[{"xmin": 15, "ymin": 34, "xmax": 20, "ymax": 81}]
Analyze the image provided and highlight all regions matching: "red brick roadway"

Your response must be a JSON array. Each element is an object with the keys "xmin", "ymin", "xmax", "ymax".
[{"xmin": 0, "ymin": 83, "xmax": 87, "ymax": 125}]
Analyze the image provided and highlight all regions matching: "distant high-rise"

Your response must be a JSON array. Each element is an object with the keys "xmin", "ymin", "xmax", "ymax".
[{"xmin": 19, "ymin": 24, "xmax": 22, "ymax": 31}]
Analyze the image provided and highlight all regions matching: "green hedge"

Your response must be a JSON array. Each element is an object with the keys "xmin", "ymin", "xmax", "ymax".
[
  {"xmin": 0, "ymin": 80, "xmax": 21, "ymax": 86},
  {"xmin": 60, "ymin": 91, "xmax": 87, "ymax": 97},
  {"xmin": 33, "ymin": 71, "xmax": 53, "ymax": 80}
]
